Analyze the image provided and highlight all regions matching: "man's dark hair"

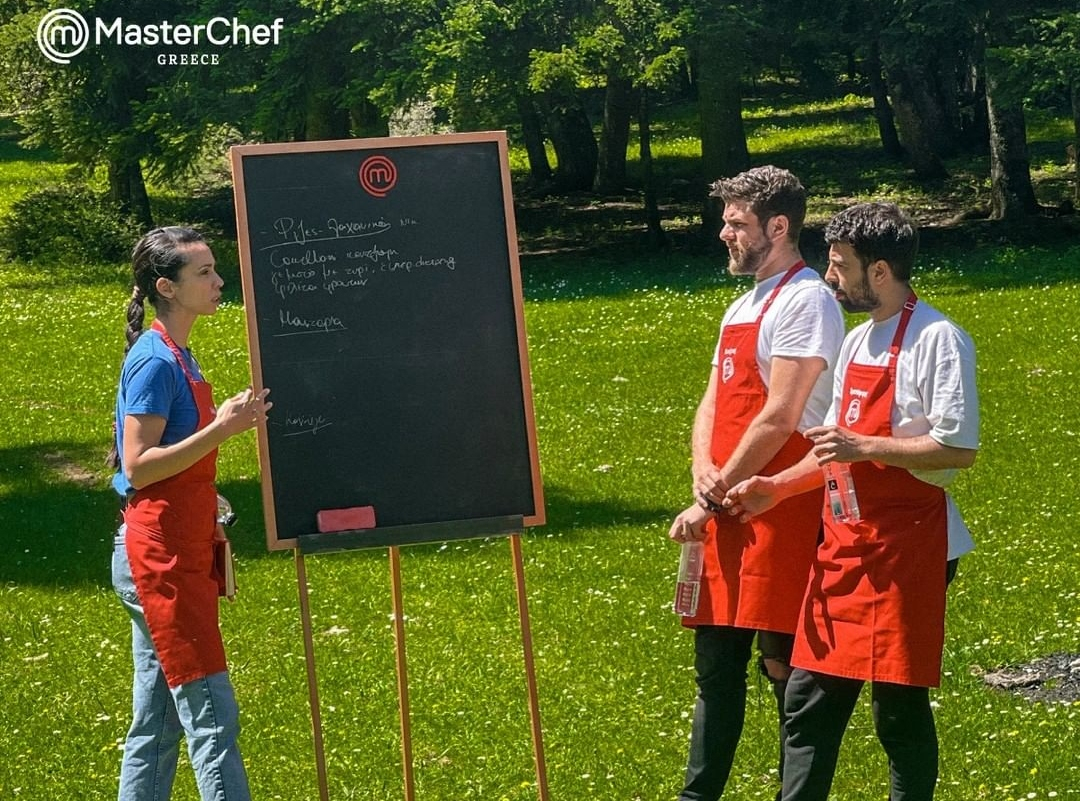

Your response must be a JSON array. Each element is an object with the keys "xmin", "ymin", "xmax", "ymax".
[
  {"xmin": 825, "ymin": 202, "xmax": 918, "ymax": 282},
  {"xmin": 709, "ymin": 165, "xmax": 806, "ymax": 242}
]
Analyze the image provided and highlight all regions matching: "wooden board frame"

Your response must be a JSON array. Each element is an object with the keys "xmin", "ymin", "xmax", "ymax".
[{"xmin": 230, "ymin": 132, "xmax": 545, "ymax": 551}]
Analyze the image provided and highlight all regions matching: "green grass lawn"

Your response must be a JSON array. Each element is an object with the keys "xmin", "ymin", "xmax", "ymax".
[{"xmin": 2, "ymin": 104, "xmax": 1079, "ymax": 800}]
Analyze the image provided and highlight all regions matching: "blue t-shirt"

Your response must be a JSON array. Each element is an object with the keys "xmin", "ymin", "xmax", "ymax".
[{"xmin": 111, "ymin": 330, "xmax": 205, "ymax": 497}]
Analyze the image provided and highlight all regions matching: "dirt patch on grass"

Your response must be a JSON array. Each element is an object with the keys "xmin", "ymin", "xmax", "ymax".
[
  {"xmin": 980, "ymin": 653, "xmax": 1080, "ymax": 704},
  {"xmin": 42, "ymin": 451, "xmax": 98, "ymax": 485}
]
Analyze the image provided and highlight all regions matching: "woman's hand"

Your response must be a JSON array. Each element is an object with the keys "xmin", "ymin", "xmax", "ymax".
[
  {"xmin": 215, "ymin": 387, "xmax": 272, "ymax": 436},
  {"xmin": 124, "ymin": 388, "xmax": 273, "ymax": 489}
]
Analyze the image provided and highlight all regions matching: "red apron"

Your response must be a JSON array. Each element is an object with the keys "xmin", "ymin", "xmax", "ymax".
[
  {"xmin": 123, "ymin": 320, "xmax": 225, "ymax": 688},
  {"xmin": 686, "ymin": 264, "xmax": 822, "ymax": 632},
  {"xmin": 792, "ymin": 295, "xmax": 948, "ymax": 687}
]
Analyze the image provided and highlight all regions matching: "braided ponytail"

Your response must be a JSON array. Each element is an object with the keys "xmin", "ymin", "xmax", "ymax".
[{"xmin": 124, "ymin": 284, "xmax": 146, "ymax": 354}]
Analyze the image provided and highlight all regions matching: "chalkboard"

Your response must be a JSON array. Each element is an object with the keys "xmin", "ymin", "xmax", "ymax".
[{"xmin": 230, "ymin": 132, "xmax": 544, "ymax": 551}]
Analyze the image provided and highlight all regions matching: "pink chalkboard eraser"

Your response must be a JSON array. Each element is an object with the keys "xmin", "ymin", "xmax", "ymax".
[{"xmin": 316, "ymin": 506, "xmax": 377, "ymax": 533}]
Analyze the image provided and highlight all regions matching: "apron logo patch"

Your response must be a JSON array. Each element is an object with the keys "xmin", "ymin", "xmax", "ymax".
[
  {"xmin": 844, "ymin": 397, "xmax": 862, "ymax": 426},
  {"xmin": 721, "ymin": 356, "xmax": 735, "ymax": 383}
]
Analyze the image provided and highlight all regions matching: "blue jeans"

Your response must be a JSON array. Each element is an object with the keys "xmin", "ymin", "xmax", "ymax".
[{"xmin": 112, "ymin": 530, "xmax": 251, "ymax": 801}]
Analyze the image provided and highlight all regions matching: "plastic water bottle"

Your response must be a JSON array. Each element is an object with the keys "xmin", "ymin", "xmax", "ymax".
[
  {"xmin": 673, "ymin": 540, "xmax": 704, "ymax": 616},
  {"xmin": 216, "ymin": 493, "xmax": 237, "ymax": 526},
  {"xmin": 824, "ymin": 462, "xmax": 861, "ymax": 523}
]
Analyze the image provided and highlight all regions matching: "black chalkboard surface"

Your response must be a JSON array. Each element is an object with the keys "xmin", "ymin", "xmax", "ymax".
[{"xmin": 230, "ymin": 133, "xmax": 544, "ymax": 551}]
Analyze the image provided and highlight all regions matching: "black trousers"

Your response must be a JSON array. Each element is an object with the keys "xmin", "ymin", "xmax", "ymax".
[
  {"xmin": 781, "ymin": 669, "xmax": 938, "ymax": 801},
  {"xmin": 678, "ymin": 625, "xmax": 793, "ymax": 801}
]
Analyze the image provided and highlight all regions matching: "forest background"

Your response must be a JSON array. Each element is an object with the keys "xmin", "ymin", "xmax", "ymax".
[{"xmin": 1, "ymin": 0, "xmax": 1079, "ymax": 246}]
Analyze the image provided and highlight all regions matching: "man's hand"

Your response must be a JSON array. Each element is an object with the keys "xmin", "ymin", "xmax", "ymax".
[
  {"xmin": 804, "ymin": 425, "xmax": 867, "ymax": 465},
  {"xmin": 723, "ymin": 476, "xmax": 783, "ymax": 523},
  {"xmin": 668, "ymin": 503, "xmax": 713, "ymax": 543},
  {"xmin": 693, "ymin": 466, "xmax": 729, "ymax": 512}
]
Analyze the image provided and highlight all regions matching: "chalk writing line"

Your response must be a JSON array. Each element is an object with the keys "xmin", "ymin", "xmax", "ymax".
[
  {"xmin": 273, "ymin": 327, "xmax": 348, "ymax": 338},
  {"xmin": 259, "ymin": 229, "xmax": 390, "ymax": 251}
]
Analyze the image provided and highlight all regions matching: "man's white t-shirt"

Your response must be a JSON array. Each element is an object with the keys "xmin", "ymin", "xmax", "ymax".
[
  {"xmin": 825, "ymin": 300, "xmax": 980, "ymax": 558},
  {"xmin": 712, "ymin": 266, "xmax": 846, "ymax": 432}
]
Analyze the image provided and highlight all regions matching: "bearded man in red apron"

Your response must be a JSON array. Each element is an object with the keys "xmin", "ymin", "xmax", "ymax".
[
  {"xmin": 724, "ymin": 202, "xmax": 979, "ymax": 801},
  {"xmin": 668, "ymin": 167, "xmax": 844, "ymax": 801}
]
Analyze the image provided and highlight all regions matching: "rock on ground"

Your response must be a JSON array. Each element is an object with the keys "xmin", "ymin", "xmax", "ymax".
[{"xmin": 981, "ymin": 652, "xmax": 1080, "ymax": 703}]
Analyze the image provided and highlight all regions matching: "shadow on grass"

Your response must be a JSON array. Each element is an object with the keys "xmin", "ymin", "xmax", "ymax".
[
  {"xmin": 0, "ymin": 441, "xmax": 119, "ymax": 588},
  {"xmin": 394, "ymin": 483, "xmax": 673, "ymax": 563},
  {"xmin": 0, "ymin": 442, "xmax": 673, "ymax": 586},
  {"xmin": 0, "ymin": 441, "xmax": 274, "ymax": 588},
  {"xmin": 529, "ymin": 483, "xmax": 673, "ymax": 537}
]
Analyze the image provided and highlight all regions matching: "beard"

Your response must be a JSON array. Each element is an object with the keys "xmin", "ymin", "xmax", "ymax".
[
  {"xmin": 830, "ymin": 279, "xmax": 880, "ymax": 313},
  {"xmin": 727, "ymin": 237, "xmax": 773, "ymax": 277}
]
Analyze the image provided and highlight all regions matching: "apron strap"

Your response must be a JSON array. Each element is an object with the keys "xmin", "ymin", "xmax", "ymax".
[
  {"xmin": 151, "ymin": 319, "xmax": 202, "ymax": 392},
  {"xmin": 756, "ymin": 261, "xmax": 805, "ymax": 322},
  {"xmin": 887, "ymin": 292, "xmax": 919, "ymax": 382}
]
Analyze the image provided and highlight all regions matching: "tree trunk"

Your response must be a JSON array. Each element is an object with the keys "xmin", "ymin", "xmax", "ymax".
[
  {"xmin": 516, "ymin": 94, "xmax": 552, "ymax": 186},
  {"xmin": 452, "ymin": 73, "xmax": 479, "ymax": 133},
  {"xmin": 304, "ymin": 94, "xmax": 350, "ymax": 140},
  {"xmin": 884, "ymin": 64, "xmax": 948, "ymax": 180},
  {"xmin": 959, "ymin": 66, "xmax": 989, "ymax": 155},
  {"xmin": 595, "ymin": 73, "xmax": 634, "ymax": 193},
  {"xmin": 102, "ymin": 64, "xmax": 151, "ymax": 229},
  {"xmin": 1072, "ymin": 80, "xmax": 1080, "ymax": 205},
  {"xmin": 865, "ymin": 47, "xmax": 903, "ymax": 160},
  {"xmin": 108, "ymin": 158, "xmax": 153, "ymax": 229},
  {"xmin": 542, "ymin": 93, "xmax": 598, "ymax": 192},
  {"xmin": 638, "ymin": 88, "xmax": 665, "ymax": 249},
  {"xmin": 985, "ymin": 67, "xmax": 1038, "ymax": 220},
  {"xmin": 694, "ymin": 39, "xmax": 749, "ymax": 239},
  {"xmin": 350, "ymin": 100, "xmax": 389, "ymax": 139},
  {"xmin": 303, "ymin": 79, "xmax": 350, "ymax": 139},
  {"xmin": 932, "ymin": 50, "xmax": 964, "ymax": 157},
  {"xmin": 300, "ymin": 31, "xmax": 350, "ymax": 141}
]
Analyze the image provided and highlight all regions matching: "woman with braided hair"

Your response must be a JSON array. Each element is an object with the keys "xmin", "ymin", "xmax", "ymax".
[{"xmin": 108, "ymin": 226, "xmax": 271, "ymax": 800}]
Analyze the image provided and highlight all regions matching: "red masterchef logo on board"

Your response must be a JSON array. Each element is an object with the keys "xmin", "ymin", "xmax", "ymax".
[{"xmin": 358, "ymin": 155, "xmax": 397, "ymax": 198}]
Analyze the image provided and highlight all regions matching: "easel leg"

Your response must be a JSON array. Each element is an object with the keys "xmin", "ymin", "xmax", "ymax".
[
  {"xmin": 296, "ymin": 549, "xmax": 331, "ymax": 801},
  {"xmin": 389, "ymin": 546, "xmax": 416, "ymax": 801},
  {"xmin": 510, "ymin": 533, "xmax": 551, "ymax": 801}
]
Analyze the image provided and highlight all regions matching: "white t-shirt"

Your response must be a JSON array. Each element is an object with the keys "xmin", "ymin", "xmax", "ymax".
[
  {"xmin": 826, "ymin": 300, "xmax": 980, "ymax": 558},
  {"xmin": 712, "ymin": 266, "xmax": 845, "ymax": 432}
]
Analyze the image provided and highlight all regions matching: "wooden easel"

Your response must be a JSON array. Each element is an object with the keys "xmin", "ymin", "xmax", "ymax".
[{"xmin": 293, "ymin": 533, "xmax": 549, "ymax": 801}]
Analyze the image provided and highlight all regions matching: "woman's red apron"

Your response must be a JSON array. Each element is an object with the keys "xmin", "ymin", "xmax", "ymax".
[
  {"xmin": 123, "ymin": 320, "xmax": 225, "ymax": 688},
  {"xmin": 686, "ymin": 264, "xmax": 822, "ymax": 632},
  {"xmin": 792, "ymin": 295, "xmax": 948, "ymax": 687}
]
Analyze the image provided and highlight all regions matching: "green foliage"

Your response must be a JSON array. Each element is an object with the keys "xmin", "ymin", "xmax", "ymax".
[
  {"xmin": 0, "ymin": 0, "xmax": 268, "ymax": 207},
  {"xmin": 0, "ymin": 184, "xmax": 143, "ymax": 264},
  {"xmin": 994, "ymin": 11, "xmax": 1080, "ymax": 104},
  {"xmin": 528, "ymin": 0, "xmax": 690, "ymax": 94},
  {"xmin": 529, "ymin": 46, "xmax": 590, "ymax": 94}
]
